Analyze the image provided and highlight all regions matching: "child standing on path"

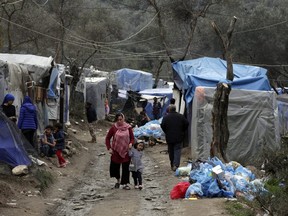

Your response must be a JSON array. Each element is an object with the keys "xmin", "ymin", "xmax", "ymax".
[
  {"xmin": 53, "ymin": 123, "xmax": 67, "ymax": 168},
  {"xmin": 129, "ymin": 142, "xmax": 144, "ymax": 190}
]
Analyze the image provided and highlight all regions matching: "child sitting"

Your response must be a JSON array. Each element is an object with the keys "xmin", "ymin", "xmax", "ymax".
[
  {"xmin": 129, "ymin": 142, "xmax": 144, "ymax": 190},
  {"xmin": 53, "ymin": 123, "xmax": 67, "ymax": 168},
  {"xmin": 40, "ymin": 125, "xmax": 56, "ymax": 157}
]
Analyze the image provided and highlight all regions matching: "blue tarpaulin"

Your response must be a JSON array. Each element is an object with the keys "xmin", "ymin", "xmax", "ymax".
[
  {"xmin": 0, "ymin": 112, "xmax": 31, "ymax": 167},
  {"xmin": 139, "ymin": 88, "xmax": 173, "ymax": 119},
  {"xmin": 172, "ymin": 57, "xmax": 271, "ymax": 104},
  {"xmin": 116, "ymin": 68, "xmax": 153, "ymax": 92}
]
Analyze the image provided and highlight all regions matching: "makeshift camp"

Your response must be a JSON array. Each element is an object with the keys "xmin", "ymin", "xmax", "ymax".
[
  {"xmin": 172, "ymin": 57, "xmax": 278, "ymax": 164},
  {"xmin": 115, "ymin": 68, "xmax": 153, "ymax": 92},
  {"xmin": 85, "ymin": 77, "xmax": 109, "ymax": 120}
]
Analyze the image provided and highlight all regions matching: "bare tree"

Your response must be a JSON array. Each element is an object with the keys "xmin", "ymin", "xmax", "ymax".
[
  {"xmin": 210, "ymin": 16, "xmax": 237, "ymax": 162},
  {"xmin": 146, "ymin": 0, "xmax": 219, "ymax": 86}
]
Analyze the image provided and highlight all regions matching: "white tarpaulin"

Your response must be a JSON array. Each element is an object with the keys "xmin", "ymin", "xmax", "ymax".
[
  {"xmin": 0, "ymin": 53, "xmax": 53, "ymax": 82},
  {"xmin": 191, "ymin": 86, "xmax": 280, "ymax": 165},
  {"xmin": 85, "ymin": 77, "xmax": 108, "ymax": 120}
]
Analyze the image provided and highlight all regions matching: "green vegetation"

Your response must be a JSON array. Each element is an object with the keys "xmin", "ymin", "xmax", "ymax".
[
  {"xmin": 225, "ymin": 202, "xmax": 254, "ymax": 216},
  {"xmin": 34, "ymin": 169, "xmax": 54, "ymax": 191}
]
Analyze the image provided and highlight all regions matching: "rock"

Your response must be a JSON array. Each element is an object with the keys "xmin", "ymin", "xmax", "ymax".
[
  {"xmin": 62, "ymin": 149, "xmax": 71, "ymax": 156},
  {"xmin": 12, "ymin": 165, "xmax": 29, "ymax": 176}
]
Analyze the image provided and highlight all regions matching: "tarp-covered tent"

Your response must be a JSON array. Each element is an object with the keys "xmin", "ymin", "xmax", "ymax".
[
  {"xmin": 0, "ymin": 53, "xmax": 53, "ymax": 83},
  {"xmin": 85, "ymin": 77, "xmax": 109, "ymax": 120},
  {"xmin": 276, "ymin": 94, "xmax": 288, "ymax": 136},
  {"xmin": 139, "ymin": 88, "xmax": 173, "ymax": 119},
  {"xmin": 0, "ymin": 54, "xmax": 70, "ymax": 128},
  {"xmin": 0, "ymin": 112, "xmax": 31, "ymax": 167},
  {"xmin": 172, "ymin": 57, "xmax": 271, "ymax": 104},
  {"xmin": 191, "ymin": 87, "xmax": 279, "ymax": 165},
  {"xmin": 115, "ymin": 68, "xmax": 153, "ymax": 92},
  {"xmin": 171, "ymin": 57, "xmax": 278, "ymax": 164}
]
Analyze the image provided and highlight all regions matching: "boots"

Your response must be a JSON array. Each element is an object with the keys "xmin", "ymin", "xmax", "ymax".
[{"xmin": 88, "ymin": 138, "xmax": 97, "ymax": 143}]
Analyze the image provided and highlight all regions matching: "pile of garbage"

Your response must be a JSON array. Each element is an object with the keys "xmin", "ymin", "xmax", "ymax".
[
  {"xmin": 171, "ymin": 157, "xmax": 267, "ymax": 201},
  {"xmin": 133, "ymin": 119, "xmax": 164, "ymax": 139}
]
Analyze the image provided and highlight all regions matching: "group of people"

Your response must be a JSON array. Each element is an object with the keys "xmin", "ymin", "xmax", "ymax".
[
  {"xmin": 1, "ymin": 93, "xmax": 67, "ymax": 168},
  {"xmin": 105, "ymin": 100, "xmax": 189, "ymax": 190}
]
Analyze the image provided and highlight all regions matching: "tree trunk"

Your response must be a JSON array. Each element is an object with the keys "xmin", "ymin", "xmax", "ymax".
[{"xmin": 210, "ymin": 17, "xmax": 237, "ymax": 162}]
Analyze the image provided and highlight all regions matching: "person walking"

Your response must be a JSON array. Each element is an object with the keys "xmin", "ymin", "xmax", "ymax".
[
  {"xmin": 18, "ymin": 96, "xmax": 38, "ymax": 148},
  {"xmin": 1, "ymin": 93, "xmax": 17, "ymax": 123},
  {"xmin": 85, "ymin": 102, "xmax": 97, "ymax": 143},
  {"xmin": 152, "ymin": 97, "xmax": 162, "ymax": 120},
  {"xmin": 105, "ymin": 113, "xmax": 135, "ymax": 190},
  {"xmin": 161, "ymin": 105, "xmax": 189, "ymax": 171}
]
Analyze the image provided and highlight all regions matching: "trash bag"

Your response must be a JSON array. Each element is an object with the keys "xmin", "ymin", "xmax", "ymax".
[
  {"xmin": 234, "ymin": 165, "xmax": 255, "ymax": 181},
  {"xmin": 185, "ymin": 182, "xmax": 203, "ymax": 198},
  {"xmin": 170, "ymin": 182, "xmax": 191, "ymax": 199},
  {"xmin": 175, "ymin": 166, "xmax": 191, "ymax": 177}
]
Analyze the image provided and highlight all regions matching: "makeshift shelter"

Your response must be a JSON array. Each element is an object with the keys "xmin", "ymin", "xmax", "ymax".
[
  {"xmin": 0, "ymin": 112, "xmax": 32, "ymax": 167},
  {"xmin": 191, "ymin": 87, "xmax": 279, "ymax": 165},
  {"xmin": 0, "ymin": 54, "xmax": 70, "ymax": 129},
  {"xmin": 139, "ymin": 88, "xmax": 173, "ymax": 119},
  {"xmin": 85, "ymin": 77, "xmax": 109, "ymax": 120},
  {"xmin": 172, "ymin": 57, "xmax": 278, "ymax": 164},
  {"xmin": 115, "ymin": 68, "xmax": 153, "ymax": 92},
  {"xmin": 172, "ymin": 57, "xmax": 271, "ymax": 105}
]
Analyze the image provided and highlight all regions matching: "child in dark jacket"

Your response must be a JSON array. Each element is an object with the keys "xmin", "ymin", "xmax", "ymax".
[
  {"xmin": 53, "ymin": 123, "xmax": 67, "ymax": 168},
  {"xmin": 129, "ymin": 142, "xmax": 144, "ymax": 190},
  {"xmin": 40, "ymin": 125, "xmax": 56, "ymax": 157}
]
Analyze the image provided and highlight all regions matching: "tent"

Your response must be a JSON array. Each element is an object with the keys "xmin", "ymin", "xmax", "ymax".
[
  {"xmin": 172, "ymin": 57, "xmax": 271, "ymax": 104},
  {"xmin": 115, "ymin": 68, "xmax": 153, "ymax": 92},
  {"xmin": 139, "ymin": 88, "xmax": 173, "ymax": 119},
  {"xmin": 85, "ymin": 77, "xmax": 109, "ymax": 120},
  {"xmin": 191, "ymin": 87, "xmax": 279, "ymax": 165},
  {"xmin": 171, "ymin": 57, "xmax": 279, "ymax": 164},
  {"xmin": 0, "ymin": 54, "xmax": 70, "ymax": 128},
  {"xmin": 0, "ymin": 112, "xmax": 31, "ymax": 167}
]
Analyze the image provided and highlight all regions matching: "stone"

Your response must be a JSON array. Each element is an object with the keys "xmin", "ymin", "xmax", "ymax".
[{"xmin": 12, "ymin": 165, "xmax": 29, "ymax": 176}]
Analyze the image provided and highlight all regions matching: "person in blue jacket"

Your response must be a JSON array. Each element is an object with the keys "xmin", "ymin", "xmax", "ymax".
[{"xmin": 18, "ymin": 96, "xmax": 38, "ymax": 148}]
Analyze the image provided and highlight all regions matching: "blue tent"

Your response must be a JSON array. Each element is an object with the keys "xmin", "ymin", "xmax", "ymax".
[
  {"xmin": 116, "ymin": 68, "xmax": 153, "ymax": 92},
  {"xmin": 172, "ymin": 57, "xmax": 271, "ymax": 104},
  {"xmin": 139, "ymin": 88, "xmax": 173, "ymax": 119},
  {"xmin": 0, "ymin": 112, "xmax": 31, "ymax": 167}
]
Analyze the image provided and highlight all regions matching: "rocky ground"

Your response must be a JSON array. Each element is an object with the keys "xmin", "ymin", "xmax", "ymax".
[{"xmin": 0, "ymin": 120, "xmax": 231, "ymax": 216}]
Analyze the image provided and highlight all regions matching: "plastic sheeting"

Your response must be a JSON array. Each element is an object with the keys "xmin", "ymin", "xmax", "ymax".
[
  {"xmin": 0, "ymin": 53, "xmax": 53, "ymax": 82},
  {"xmin": 191, "ymin": 87, "xmax": 280, "ymax": 165},
  {"xmin": 85, "ymin": 77, "xmax": 108, "ymax": 120},
  {"xmin": 0, "ymin": 112, "xmax": 31, "ymax": 167},
  {"xmin": 172, "ymin": 57, "xmax": 271, "ymax": 104},
  {"xmin": 115, "ymin": 68, "xmax": 153, "ymax": 92},
  {"xmin": 139, "ymin": 88, "xmax": 173, "ymax": 119}
]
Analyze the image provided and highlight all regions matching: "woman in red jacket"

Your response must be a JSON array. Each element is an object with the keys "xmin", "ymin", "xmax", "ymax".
[{"xmin": 105, "ymin": 113, "xmax": 134, "ymax": 190}]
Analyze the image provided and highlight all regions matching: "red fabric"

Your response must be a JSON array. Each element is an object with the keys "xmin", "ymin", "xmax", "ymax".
[
  {"xmin": 105, "ymin": 125, "xmax": 134, "ymax": 163},
  {"xmin": 113, "ymin": 122, "xmax": 131, "ymax": 158},
  {"xmin": 170, "ymin": 182, "xmax": 190, "ymax": 199},
  {"xmin": 56, "ymin": 150, "xmax": 66, "ymax": 165}
]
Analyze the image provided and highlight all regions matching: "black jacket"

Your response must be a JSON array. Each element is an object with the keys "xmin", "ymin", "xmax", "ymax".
[
  {"xmin": 86, "ymin": 107, "xmax": 97, "ymax": 123},
  {"xmin": 160, "ymin": 111, "xmax": 189, "ymax": 143}
]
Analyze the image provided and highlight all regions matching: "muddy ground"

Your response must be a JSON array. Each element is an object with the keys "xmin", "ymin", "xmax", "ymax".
[{"xmin": 0, "ymin": 120, "xmax": 230, "ymax": 216}]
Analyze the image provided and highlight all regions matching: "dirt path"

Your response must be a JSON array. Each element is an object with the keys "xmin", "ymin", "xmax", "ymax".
[{"xmin": 0, "ymin": 122, "xmax": 231, "ymax": 216}]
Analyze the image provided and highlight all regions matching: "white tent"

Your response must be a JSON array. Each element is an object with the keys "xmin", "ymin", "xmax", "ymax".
[
  {"xmin": 191, "ymin": 86, "xmax": 280, "ymax": 165},
  {"xmin": 85, "ymin": 77, "xmax": 109, "ymax": 120}
]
